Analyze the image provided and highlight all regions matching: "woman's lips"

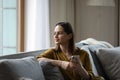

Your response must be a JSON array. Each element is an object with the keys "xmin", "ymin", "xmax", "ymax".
[{"xmin": 55, "ymin": 39, "xmax": 59, "ymax": 42}]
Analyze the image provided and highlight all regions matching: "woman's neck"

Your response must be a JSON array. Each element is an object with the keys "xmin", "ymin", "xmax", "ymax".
[{"xmin": 60, "ymin": 43, "xmax": 70, "ymax": 55}]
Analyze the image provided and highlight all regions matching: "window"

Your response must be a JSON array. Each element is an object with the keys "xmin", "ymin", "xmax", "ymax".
[{"xmin": 0, "ymin": 0, "xmax": 18, "ymax": 56}]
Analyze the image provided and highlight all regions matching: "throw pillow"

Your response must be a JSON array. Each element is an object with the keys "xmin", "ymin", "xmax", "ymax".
[
  {"xmin": 96, "ymin": 47, "xmax": 120, "ymax": 80},
  {"xmin": 39, "ymin": 60, "xmax": 64, "ymax": 80},
  {"xmin": 0, "ymin": 56, "xmax": 45, "ymax": 80}
]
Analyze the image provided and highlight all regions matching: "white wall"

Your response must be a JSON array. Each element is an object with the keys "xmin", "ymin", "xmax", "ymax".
[
  {"xmin": 49, "ymin": 0, "xmax": 75, "ymax": 47},
  {"xmin": 24, "ymin": 0, "xmax": 119, "ymax": 48},
  {"xmin": 75, "ymin": 0, "xmax": 118, "ymax": 46},
  {"xmin": 49, "ymin": 0, "xmax": 118, "ymax": 46}
]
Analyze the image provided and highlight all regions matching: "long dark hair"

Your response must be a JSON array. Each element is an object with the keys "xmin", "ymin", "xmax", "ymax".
[{"xmin": 55, "ymin": 22, "xmax": 75, "ymax": 54}]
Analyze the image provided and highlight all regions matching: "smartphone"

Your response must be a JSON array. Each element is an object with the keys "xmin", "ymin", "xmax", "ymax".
[{"xmin": 71, "ymin": 55, "xmax": 81, "ymax": 64}]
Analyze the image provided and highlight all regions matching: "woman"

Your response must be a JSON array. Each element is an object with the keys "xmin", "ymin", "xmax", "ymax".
[{"xmin": 37, "ymin": 22, "xmax": 103, "ymax": 80}]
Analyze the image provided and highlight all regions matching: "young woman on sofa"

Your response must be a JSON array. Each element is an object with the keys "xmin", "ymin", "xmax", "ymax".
[{"xmin": 37, "ymin": 22, "xmax": 104, "ymax": 80}]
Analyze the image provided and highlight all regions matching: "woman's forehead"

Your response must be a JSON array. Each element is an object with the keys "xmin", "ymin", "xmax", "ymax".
[{"xmin": 54, "ymin": 25, "xmax": 64, "ymax": 31}]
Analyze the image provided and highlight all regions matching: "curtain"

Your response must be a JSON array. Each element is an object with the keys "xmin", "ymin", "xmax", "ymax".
[{"xmin": 25, "ymin": 0, "xmax": 50, "ymax": 51}]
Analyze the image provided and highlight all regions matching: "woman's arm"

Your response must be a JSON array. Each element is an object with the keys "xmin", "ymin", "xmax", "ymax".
[
  {"xmin": 68, "ymin": 55, "xmax": 90, "ymax": 80},
  {"xmin": 38, "ymin": 57, "xmax": 69, "ymax": 70},
  {"xmin": 38, "ymin": 57, "xmax": 90, "ymax": 80}
]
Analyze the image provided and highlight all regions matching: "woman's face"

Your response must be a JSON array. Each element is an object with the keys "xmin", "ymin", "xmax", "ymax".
[{"xmin": 54, "ymin": 25, "xmax": 70, "ymax": 45}]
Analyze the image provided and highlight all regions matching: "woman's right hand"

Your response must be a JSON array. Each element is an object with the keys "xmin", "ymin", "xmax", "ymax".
[
  {"xmin": 60, "ymin": 61, "xmax": 69, "ymax": 70},
  {"xmin": 38, "ymin": 57, "xmax": 69, "ymax": 70}
]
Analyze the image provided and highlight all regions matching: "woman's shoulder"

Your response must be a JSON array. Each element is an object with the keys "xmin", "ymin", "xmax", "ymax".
[
  {"xmin": 45, "ymin": 48, "xmax": 56, "ymax": 53},
  {"xmin": 44, "ymin": 47, "xmax": 59, "ymax": 54},
  {"xmin": 37, "ymin": 48, "xmax": 56, "ymax": 59}
]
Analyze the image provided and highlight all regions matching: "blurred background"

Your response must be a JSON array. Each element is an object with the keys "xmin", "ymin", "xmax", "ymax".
[{"xmin": 0, "ymin": 0, "xmax": 119, "ymax": 55}]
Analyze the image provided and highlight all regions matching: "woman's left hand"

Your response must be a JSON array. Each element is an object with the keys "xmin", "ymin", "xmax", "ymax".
[
  {"xmin": 67, "ymin": 61, "xmax": 83, "ymax": 71},
  {"xmin": 67, "ymin": 61, "xmax": 90, "ymax": 80}
]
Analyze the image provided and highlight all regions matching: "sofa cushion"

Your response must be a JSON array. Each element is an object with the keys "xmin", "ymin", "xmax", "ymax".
[
  {"xmin": 0, "ymin": 56, "xmax": 45, "ymax": 80},
  {"xmin": 96, "ymin": 47, "xmax": 120, "ymax": 80},
  {"xmin": 39, "ymin": 60, "xmax": 64, "ymax": 80}
]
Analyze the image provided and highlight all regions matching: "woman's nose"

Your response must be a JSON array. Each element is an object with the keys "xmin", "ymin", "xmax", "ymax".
[{"xmin": 54, "ymin": 33, "xmax": 58, "ymax": 38}]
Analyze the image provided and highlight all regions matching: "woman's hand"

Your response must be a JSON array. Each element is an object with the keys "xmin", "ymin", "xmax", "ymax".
[
  {"xmin": 67, "ymin": 61, "xmax": 82, "ymax": 71},
  {"xmin": 67, "ymin": 55, "xmax": 83, "ymax": 72},
  {"xmin": 67, "ymin": 60, "xmax": 90, "ymax": 80}
]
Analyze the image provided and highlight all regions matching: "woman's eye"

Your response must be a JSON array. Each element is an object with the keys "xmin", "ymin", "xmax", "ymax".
[
  {"xmin": 59, "ymin": 32, "xmax": 62, "ymax": 34},
  {"xmin": 59, "ymin": 32, "xmax": 63, "ymax": 34},
  {"xmin": 54, "ymin": 31, "xmax": 64, "ymax": 35}
]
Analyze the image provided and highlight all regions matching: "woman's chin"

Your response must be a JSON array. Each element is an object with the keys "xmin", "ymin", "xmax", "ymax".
[{"xmin": 55, "ymin": 42, "xmax": 60, "ymax": 45}]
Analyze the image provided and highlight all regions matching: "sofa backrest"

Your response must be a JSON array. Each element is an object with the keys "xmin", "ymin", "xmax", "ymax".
[
  {"xmin": 0, "ymin": 49, "xmax": 47, "ymax": 59},
  {"xmin": 96, "ymin": 47, "xmax": 120, "ymax": 80}
]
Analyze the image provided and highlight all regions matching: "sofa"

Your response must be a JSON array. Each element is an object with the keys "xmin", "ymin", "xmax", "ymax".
[{"xmin": 0, "ymin": 38, "xmax": 120, "ymax": 80}]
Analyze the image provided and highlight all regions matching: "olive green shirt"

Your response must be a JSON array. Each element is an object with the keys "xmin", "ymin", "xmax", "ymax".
[{"xmin": 37, "ymin": 48, "xmax": 102, "ymax": 80}]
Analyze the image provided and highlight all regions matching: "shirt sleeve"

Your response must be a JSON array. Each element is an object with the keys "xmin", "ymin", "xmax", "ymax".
[{"xmin": 37, "ymin": 49, "xmax": 55, "ymax": 59}]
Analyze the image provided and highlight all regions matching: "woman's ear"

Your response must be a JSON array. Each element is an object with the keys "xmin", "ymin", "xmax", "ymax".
[{"xmin": 68, "ymin": 33, "xmax": 72, "ymax": 39}]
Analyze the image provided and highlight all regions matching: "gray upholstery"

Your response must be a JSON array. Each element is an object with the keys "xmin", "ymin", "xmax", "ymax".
[
  {"xmin": 0, "ymin": 56, "xmax": 45, "ymax": 80},
  {"xmin": 39, "ymin": 61, "xmax": 64, "ymax": 80},
  {"xmin": 0, "ymin": 49, "xmax": 65, "ymax": 80},
  {"xmin": 96, "ymin": 47, "xmax": 120, "ymax": 80},
  {"xmin": 0, "ymin": 49, "xmax": 46, "ymax": 59},
  {"xmin": 0, "ymin": 43, "xmax": 119, "ymax": 80}
]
